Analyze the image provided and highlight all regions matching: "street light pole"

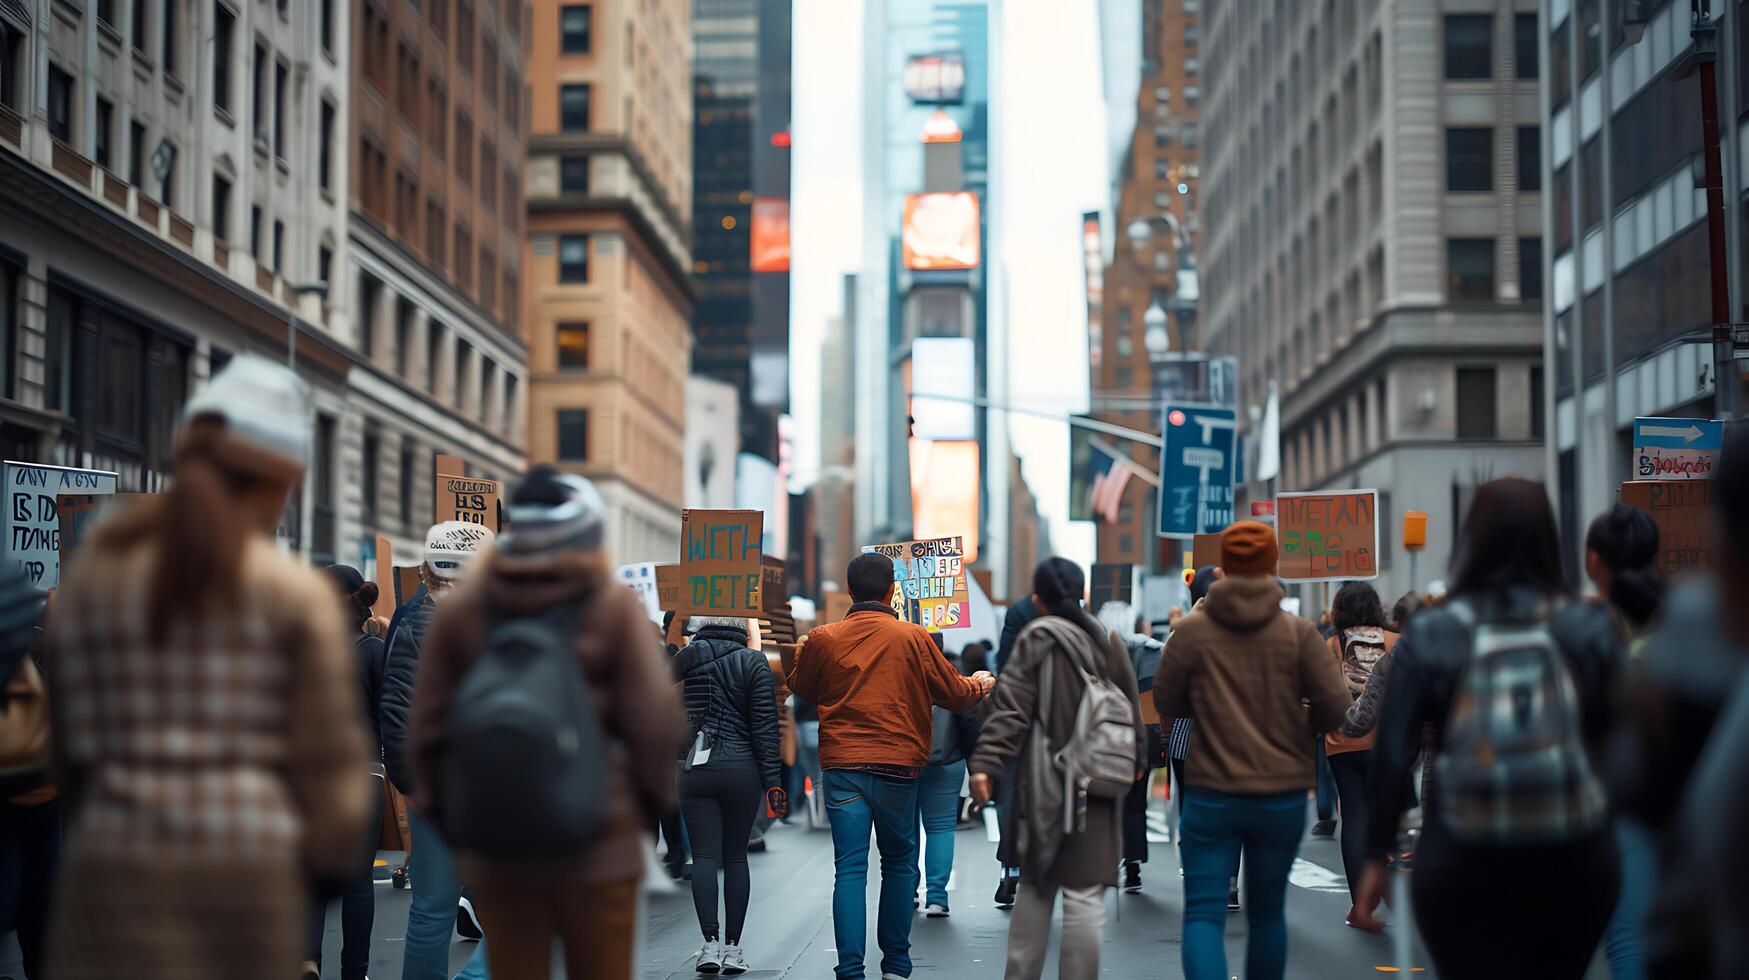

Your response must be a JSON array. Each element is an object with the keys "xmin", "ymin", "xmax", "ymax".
[{"xmin": 1693, "ymin": 2, "xmax": 1739, "ymax": 420}]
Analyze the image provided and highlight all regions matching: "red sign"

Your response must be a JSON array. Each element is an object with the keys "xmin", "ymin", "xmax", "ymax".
[
  {"xmin": 750, "ymin": 198, "xmax": 790, "ymax": 273},
  {"xmin": 1250, "ymin": 501, "xmax": 1276, "ymax": 517}
]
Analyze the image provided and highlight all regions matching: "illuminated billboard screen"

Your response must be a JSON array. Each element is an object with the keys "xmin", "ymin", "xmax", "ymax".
[
  {"xmin": 902, "ymin": 192, "xmax": 981, "ymax": 272},
  {"xmin": 750, "ymin": 197, "xmax": 790, "ymax": 273},
  {"xmin": 903, "ymin": 51, "xmax": 967, "ymax": 105}
]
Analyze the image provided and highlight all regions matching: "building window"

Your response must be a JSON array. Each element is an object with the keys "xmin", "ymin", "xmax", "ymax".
[
  {"xmin": 426, "ymin": 320, "xmax": 444, "ymax": 390},
  {"xmin": 399, "ymin": 442, "xmax": 416, "ymax": 528},
  {"xmin": 132, "ymin": 0, "xmax": 148, "ymax": 51},
  {"xmin": 361, "ymin": 427, "xmax": 380, "ymax": 526},
  {"xmin": 273, "ymin": 59, "xmax": 288, "ymax": 156},
  {"xmin": 560, "ymin": 155, "xmax": 588, "ymax": 194},
  {"xmin": 426, "ymin": 201, "xmax": 445, "ymax": 263},
  {"xmin": 1444, "ymin": 14, "xmax": 1492, "ymax": 79},
  {"xmin": 252, "ymin": 41, "xmax": 267, "ymax": 139},
  {"xmin": 480, "ymin": 142, "xmax": 497, "ymax": 210},
  {"xmin": 318, "ymin": 101, "xmax": 334, "ymax": 190},
  {"xmin": 357, "ymin": 273, "xmax": 379, "ymax": 356},
  {"xmin": 251, "ymin": 204, "xmax": 263, "ymax": 258},
  {"xmin": 505, "ymin": 69, "xmax": 520, "ymax": 132},
  {"xmin": 1, "ymin": 23, "xmax": 23, "ymax": 111},
  {"xmin": 272, "ymin": 219, "xmax": 283, "ymax": 271},
  {"xmin": 161, "ymin": 0, "xmax": 177, "ymax": 74},
  {"xmin": 1445, "ymin": 128, "xmax": 1492, "ymax": 192},
  {"xmin": 317, "ymin": 243, "xmax": 331, "ymax": 287},
  {"xmin": 453, "ymin": 223, "xmax": 471, "ymax": 288},
  {"xmin": 1456, "ymin": 367, "xmax": 1497, "ymax": 439},
  {"xmin": 1447, "ymin": 239, "xmax": 1496, "ymax": 301},
  {"xmin": 94, "ymin": 98, "xmax": 114, "ymax": 170},
  {"xmin": 159, "ymin": 141, "xmax": 176, "ymax": 207},
  {"xmin": 558, "ymin": 235, "xmax": 588, "ymax": 283},
  {"xmin": 213, "ymin": 3, "xmax": 235, "ymax": 112},
  {"xmin": 1515, "ymin": 13, "xmax": 1538, "ymax": 79},
  {"xmin": 1519, "ymin": 237, "xmax": 1543, "ymax": 301},
  {"xmin": 557, "ymin": 322, "xmax": 588, "ymax": 368},
  {"xmin": 1530, "ymin": 366, "xmax": 1545, "ymax": 438},
  {"xmin": 455, "ymin": 113, "xmax": 472, "ymax": 184},
  {"xmin": 128, "ymin": 120, "xmax": 146, "ymax": 185},
  {"xmin": 561, "ymin": 4, "xmax": 591, "ymax": 52},
  {"xmin": 456, "ymin": 1, "xmax": 473, "ymax": 72},
  {"xmin": 560, "ymin": 84, "xmax": 590, "ymax": 131},
  {"xmin": 1517, "ymin": 126, "xmax": 1540, "ymax": 192},
  {"xmin": 47, "ymin": 66, "xmax": 74, "ymax": 144},
  {"xmin": 395, "ymin": 297, "xmax": 414, "ymax": 377},
  {"xmin": 212, "ymin": 175, "xmax": 231, "ymax": 240},
  {"xmin": 557, "ymin": 409, "xmax": 589, "ymax": 461}
]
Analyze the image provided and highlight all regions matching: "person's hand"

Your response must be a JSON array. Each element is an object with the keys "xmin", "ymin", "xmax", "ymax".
[
  {"xmin": 765, "ymin": 787, "xmax": 789, "ymax": 820},
  {"xmin": 969, "ymin": 772, "xmax": 994, "ymax": 806},
  {"xmin": 971, "ymin": 670, "xmax": 996, "ymax": 696}
]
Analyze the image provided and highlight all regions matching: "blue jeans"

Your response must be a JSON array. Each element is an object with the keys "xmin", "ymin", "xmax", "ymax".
[
  {"xmin": 1179, "ymin": 788, "xmax": 1306, "ymax": 980},
  {"xmin": 402, "ymin": 811, "xmax": 491, "ymax": 980},
  {"xmin": 1604, "ymin": 819, "xmax": 1656, "ymax": 980},
  {"xmin": 824, "ymin": 770, "xmax": 920, "ymax": 979},
  {"xmin": 915, "ymin": 761, "xmax": 965, "ymax": 907}
]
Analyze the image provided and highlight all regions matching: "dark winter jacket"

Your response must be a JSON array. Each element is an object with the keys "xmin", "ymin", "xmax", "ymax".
[
  {"xmin": 355, "ymin": 632, "xmax": 387, "ymax": 756},
  {"xmin": 380, "ymin": 590, "xmax": 436, "ymax": 795},
  {"xmin": 996, "ymin": 596, "xmax": 1040, "ymax": 673},
  {"xmin": 673, "ymin": 624, "xmax": 784, "ymax": 790},
  {"xmin": 928, "ymin": 703, "xmax": 981, "ymax": 767}
]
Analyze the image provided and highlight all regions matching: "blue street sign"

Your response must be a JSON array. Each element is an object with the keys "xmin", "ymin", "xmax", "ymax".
[
  {"xmin": 1632, "ymin": 417, "xmax": 1724, "ymax": 451},
  {"xmin": 1158, "ymin": 403, "xmax": 1237, "ymax": 540}
]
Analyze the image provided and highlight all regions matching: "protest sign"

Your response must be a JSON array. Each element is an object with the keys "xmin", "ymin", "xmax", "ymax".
[
  {"xmin": 371, "ymin": 536, "xmax": 397, "ymax": 621},
  {"xmin": 1090, "ymin": 563, "xmax": 1134, "ymax": 613},
  {"xmin": 761, "ymin": 556, "xmax": 788, "ymax": 613},
  {"xmin": 679, "ymin": 509, "xmax": 764, "ymax": 616},
  {"xmin": 394, "ymin": 565, "xmax": 423, "ymax": 608},
  {"xmin": 1277, "ymin": 490, "xmax": 1380, "ymax": 582},
  {"xmin": 436, "ymin": 474, "xmax": 500, "ymax": 530},
  {"xmin": 1632, "ymin": 418, "xmax": 1724, "ymax": 481},
  {"xmin": 1192, "ymin": 533, "xmax": 1223, "ymax": 570},
  {"xmin": 5, "ymin": 461, "xmax": 118, "ymax": 588},
  {"xmin": 616, "ymin": 562, "xmax": 663, "ymax": 624},
  {"xmin": 822, "ymin": 589, "xmax": 853, "ymax": 625},
  {"xmin": 1620, "ymin": 480, "xmax": 1713, "ymax": 573},
  {"xmin": 655, "ymin": 564, "xmax": 684, "ymax": 611},
  {"xmin": 862, "ymin": 536, "xmax": 971, "ymax": 631}
]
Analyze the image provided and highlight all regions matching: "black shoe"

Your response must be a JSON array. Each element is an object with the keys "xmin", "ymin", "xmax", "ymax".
[
  {"xmin": 455, "ymin": 895, "xmax": 483, "ymax": 941},
  {"xmin": 994, "ymin": 874, "xmax": 1018, "ymax": 909},
  {"xmin": 1122, "ymin": 861, "xmax": 1142, "ymax": 894},
  {"xmin": 747, "ymin": 837, "xmax": 767, "ymax": 854},
  {"xmin": 391, "ymin": 867, "xmax": 409, "ymax": 890},
  {"xmin": 1310, "ymin": 819, "xmax": 1337, "ymax": 838}
]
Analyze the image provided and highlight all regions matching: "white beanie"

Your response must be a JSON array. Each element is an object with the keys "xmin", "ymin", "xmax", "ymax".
[
  {"xmin": 425, "ymin": 521, "xmax": 495, "ymax": 581},
  {"xmin": 181, "ymin": 355, "xmax": 312, "ymax": 478}
]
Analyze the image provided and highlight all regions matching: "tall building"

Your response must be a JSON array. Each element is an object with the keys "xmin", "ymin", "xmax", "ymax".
[
  {"xmin": 1203, "ymin": 0, "xmax": 1545, "ymax": 600},
  {"xmin": 691, "ymin": 0, "xmax": 790, "ymax": 462},
  {"xmin": 1539, "ymin": 0, "xmax": 1747, "ymax": 570},
  {"xmin": 1092, "ymin": 0, "xmax": 1202, "ymax": 571},
  {"xmin": 524, "ymin": 0, "xmax": 693, "ymax": 564},
  {"xmin": 346, "ymin": 0, "xmax": 530, "ymax": 562}
]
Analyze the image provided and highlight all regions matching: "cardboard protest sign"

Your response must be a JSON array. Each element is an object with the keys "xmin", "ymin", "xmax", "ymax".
[
  {"xmin": 372, "ymin": 536, "xmax": 397, "ymax": 622},
  {"xmin": 616, "ymin": 562, "xmax": 663, "ymax": 624},
  {"xmin": 655, "ymin": 564, "xmax": 684, "ymax": 611},
  {"xmin": 1192, "ymin": 533, "xmax": 1223, "ymax": 570},
  {"xmin": 1620, "ymin": 480, "xmax": 1713, "ymax": 573},
  {"xmin": 1276, "ymin": 490, "xmax": 1380, "ymax": 582},
  {"xmin": 394, "ymin": 565, "xmax": 424, "ymax": 608},
  {"xmin": 1089, "ymin": 563, "xmax": 1134, "ymax": 613},
  {"xmin": 862, "ymin": 536, "xmax": 971, "ymax": 631},
  {"xmin": 761, "ymin": 556, "xmax": 788, "ymax": 613},
  {"xmin": 436, "ymin": 474, "xmax": 500, "ymax": 530},
  {"xmin": 822, "ymin": 589, "xmax": 853, "ymax": 625},
  {"xmin": 679, "ymin": 509, "xmax": 764, "ymax": 616},
  {"xmin": 5, "ymin": 462, "xmax": 118, "ymax": 588}
]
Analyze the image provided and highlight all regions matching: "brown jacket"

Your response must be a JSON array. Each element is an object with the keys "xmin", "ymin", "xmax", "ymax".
[
  {"xmin": 788, "ymin": 603, "xmax": 983, "ymax": 770},
  {"xmin": 1154, "ymin": 575, "xmax": 1349, "ymax": 795},
  {"xmin": 410, "ymin": 546, "xmax": 684, "ymax": 884}
]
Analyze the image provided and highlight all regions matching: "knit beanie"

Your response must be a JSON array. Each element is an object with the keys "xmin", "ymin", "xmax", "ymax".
[
  {"xmin": 1220, "ymin": 521, "xmax": 1279, "ymax": 577},
  {"xmin": 501, "ymin": 465, "xmax": 606, "ymax": 555},
  {"xmin": 179, "ymin": 355, "xmax": 310, "ymax": 483},
  {"xmin": 425, "ymin": 521, "xmax": 495, "ymax": 580}
]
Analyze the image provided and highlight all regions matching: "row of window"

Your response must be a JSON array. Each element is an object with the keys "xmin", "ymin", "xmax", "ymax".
[
  {"xmin": 1445, "ymin": 126, "xmax": 1541, "ymax": 194},
  {"xmin": 355, "ymin": 272, "xmax": 521, "ymax": 435},
  {"xmin": 362, "ymin": 0, "xmax": 522, "ymax": 140},
  {"xmin": 1444, "ymin": 13, "xmax": 1539, "ymax": 82},
  {"xmin": 1448, "ymin": 237, "xmax": 1543, "ymax": 303},
  {"xmin": 212, "ymin": 13, "xmax": 291, "ymax": 160}
]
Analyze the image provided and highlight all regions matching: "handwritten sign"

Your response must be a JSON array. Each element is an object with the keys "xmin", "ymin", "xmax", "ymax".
[
  {"xmin": 655, "ymin": 563, "xmax": 684, "ymax": 611},
  {"xmin": 1277, "ymin": 490, "xmax": 1379, "ymax": 582},
  {"xmin": 1632, "ymin": 418, "xmax": 1724, "ymax": 481},
  {"xmin": 761, "ymin": 556, "xmax": 787, "ymax": 613},
  {"xmin": 679, "ymin": 509, "xmax": 764, "ymax": 616},
  {"xmin": 616, "ymin": 562, "xmax": 663, "ymax": 624},
  {"xmin": 862, "ymin": 536, "xmax": 972, "ymax": 631},
  {"xmin": 1620, "ymin": 480, "xmax": 1713, "ymax": 574},
  {"xmin": 436, "ymin": 474, "xmax": 500, "ymax": 529},
  {"xmin": 5, "ymin": 461, "xmax": 118, "ymax": 587},
  {"xmin": 1090, "ymin": 563, "xmax": 1134, "ymax": 613}
]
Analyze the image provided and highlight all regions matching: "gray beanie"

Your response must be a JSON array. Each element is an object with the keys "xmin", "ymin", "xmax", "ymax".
[{"xmin": 501, "ymin": 465, "xmax": 606, "ymax": 555}]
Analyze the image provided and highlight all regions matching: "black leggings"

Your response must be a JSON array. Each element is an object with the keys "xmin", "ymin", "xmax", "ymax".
[
  {"xmin": 680, "ymin": 764, "xmax": 763, "ymax": 944},
  {"xmin": 1327, "ymin": 748, "xmax": 1373, "ymax": 903}
]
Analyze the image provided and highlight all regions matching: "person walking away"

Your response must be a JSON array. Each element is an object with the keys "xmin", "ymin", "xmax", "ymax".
[
  {"xmin": 787, "ymin": 553, "xmax": 994, "ymax": 980},
  {"xmin": 0, "ymin": 568, "xmax": 51, "ymax": 980},
  {"xmin": 917, "ymin": 639, "xmax": 981, "ymax": 918},
  {"xmin": 1355, "ymin": 478, "xmax": 1626, "ymax": 980},
  {"xmin": 382, "ymin": 520, "xmax": 496, "ymax": 980},
  {"xmin": 672, "ymin": 616, "xmax": 785, "ymax": 975},
  {"xmin": 1154, "ymin": 523, "xmax": 1350, "ymax": 980},
  {"xmin": 1317, "ymin": 582, "xmax": 1397, "ymax": 931},
  {"xmin": 989, "ymin": 597, "xmax": 1039, "ymax": 907},
  {"xmin": 410, "ymin": 467, "xmax": 685, "ymax": 979},
  {"xmin": 1097, "ymin": 601, "xmax": 1163, "ymax": 894},
  {"xmin": 1582, "ymin": 504, "xmax": 1665, "ymax": 980},
  {"xmin": 44, "ymin": 357, "xmax": 371, "ymax": 980},
  {"xmin": 968, "ymin": 558, "xmax": 1145, "ymax": 980},
  {"xmin": 1161, "ymin": 566, "xmax": 1241, "ymax": 910}
]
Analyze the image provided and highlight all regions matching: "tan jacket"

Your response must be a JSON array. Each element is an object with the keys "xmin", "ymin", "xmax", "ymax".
[{"xmin": 1154, "ymin": 575, "xmax": 1349, "ymax": 794}]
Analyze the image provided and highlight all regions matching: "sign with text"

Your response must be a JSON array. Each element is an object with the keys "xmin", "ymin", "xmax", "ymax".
[
  {"xmin": 862, "ymin": 536, "xmax": 971, "ymax": 631},
  {"xmin": 436, "ymin": 474, "xmax": 500, "ymax": 529},
  {"xmin": 5, "ymin": 461, "xmax": 118, "ymax": 588},
  {"xmin": 616, "ymin": 562, "xmax": 663, "ymax": 624},
  {"xmin": 679, "ymin": 509, "xmax": 765, "ymax": 616},
  {"xmin": 1632, "ymin": 417, "xmax": 1724, "ymax": 481},
  {"xmin": 1157, "ymin": 404, "xmax": 1237, "ymax": 540},
  {"xmin": 655, "ymin": 564, "xmax": 684, "ymax": 611},
  {"xmin": 56, "ymin": 493, "xmax": 145, "ymax": 581},
  {"xmin": 1089, "ymin": 563, "xmax": 1134, "ymax": 614},
  {"xmin": 1277, "ymin": 490, "xmax": 1380, "ymax": 582},
  {"xmin": 761, "ymin": 556, "xmax": 787, "ymax": 614},
  {"xmin": 1620, "ymin": 480, "xmax": 1714, "ymax": 574}
]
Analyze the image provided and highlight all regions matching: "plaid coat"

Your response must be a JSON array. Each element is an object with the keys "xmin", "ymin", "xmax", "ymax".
[{"xmin": 45, "ymin": 536, "xmax": 371, "ymax": 980}]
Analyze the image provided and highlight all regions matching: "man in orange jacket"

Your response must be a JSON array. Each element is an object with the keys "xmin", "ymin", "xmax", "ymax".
[{"xmin": 788, "ymin": 552, "xmax": 993, "ymax": 980}]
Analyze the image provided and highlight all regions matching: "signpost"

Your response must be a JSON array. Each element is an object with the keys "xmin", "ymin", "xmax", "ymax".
[
  {"xmin": 679, "ymin": 509, "xmax": 765, "ymax": 616},
  {"xmin": 1157, "ymin": 403, "xmax": 1237, "ymax": 540},
  {"xmin": 4, "ymin": 461, "xmax": 118, "ymax": 588},
  {"xmin": 1620, "ymin": 480, "xmax": 1713, "ymax": 573},
  {"xmin": 861, "ymin": 536, "xmax": 971, "ymax": 631},
  {"xmin": 1277, "ymin": 490, "xmax": 1380, "ymax": 582},
  {"xmin": 1632, "ymin": 417, "xmax": 1725, "ymax": 480}
]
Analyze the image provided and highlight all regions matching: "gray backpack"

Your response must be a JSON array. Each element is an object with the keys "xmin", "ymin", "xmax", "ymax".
[{"xmin": 1038, "ymin": 620, "xmax": 1138, "ymax": 808}]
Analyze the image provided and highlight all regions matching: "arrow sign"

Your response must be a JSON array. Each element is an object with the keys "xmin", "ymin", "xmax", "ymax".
[
  {"xmin": 1639, "ymin": 423, "xmax": 1704, "ymax": 443},
  {"xmin": 1633, "ymin": 417, "xmax": 1725, "ymax": 481},
  {"xmin": 1159, "ymin": 403, "xmax": 1237, "ymax": 540}
]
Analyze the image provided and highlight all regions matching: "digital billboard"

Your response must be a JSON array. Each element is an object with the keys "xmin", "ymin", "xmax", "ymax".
[
  {"xmin": 902, "ymin": 192, "xmax": 981, "ymax": 271},
  {"xmin": 903, "ymin": 51, "xmax": 967, "ymax": 105},
  {"xmin": 750, "ymin": 197, "xmax": 790, "ymax": 273}
]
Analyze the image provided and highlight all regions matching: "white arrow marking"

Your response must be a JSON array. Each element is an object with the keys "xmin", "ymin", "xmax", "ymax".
[
  {"xmin": 1191, "ymin": 414, "xmax": 1236, "ymax": 443},
  {"xmin": 1641, "ymin": 423, "xmax": 1704, "ymax": 443}
]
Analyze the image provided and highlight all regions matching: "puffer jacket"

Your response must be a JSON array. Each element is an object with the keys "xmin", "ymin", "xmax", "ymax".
[
  {"xmin": 672, "ymin": 624, "xmax": 783, "ymax": 790},
  {"xmin": 380, "ymin": 590, "xmax": 435, "ymax": 795}
]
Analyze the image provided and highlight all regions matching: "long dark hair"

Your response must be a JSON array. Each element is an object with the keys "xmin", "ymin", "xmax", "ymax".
[
  {"xmin": 1586, "ymin": 503, "xmax": 1664, "ymax": 630},
  {"xmin": 1331, "ymin": 581, "xmax": 1386, "ymax": 632},
  {"xmin": 1448, "ymin": 477, "xmax": 1569, "ymax": 597},
  {"xmin": 1033, "ymin": 556, "xmax": 1108, "ymax": 651}
]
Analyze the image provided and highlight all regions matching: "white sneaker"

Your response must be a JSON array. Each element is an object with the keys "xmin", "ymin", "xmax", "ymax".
[
  {"xmin": 719, "ymin": 943, "xmax": 748, "ymax": 975},
  {"xmin": 925, "ymin": 903, "xmax": 950, "ymax": 918},
  {"xmin": 696, "ymin": 940, "xmax": 723, "ymax": 973}
]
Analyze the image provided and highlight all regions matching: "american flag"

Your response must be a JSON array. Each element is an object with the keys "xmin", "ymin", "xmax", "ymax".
[{"xmin": 1088, "ymin": 438, "xmax": 1132, "ymax": 524}]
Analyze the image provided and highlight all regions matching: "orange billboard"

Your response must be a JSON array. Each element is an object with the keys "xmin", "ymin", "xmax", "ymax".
[
  {"xmin": 750, "ymin": 197, "xmax": 790, "ymax": 272},
  {"xmin": 902, "ymin": 192, "xmax": 980, "ymax": 271},
  {"xmin": 910, "ymin": 438, "xmax": 980, "ymax": 563}
]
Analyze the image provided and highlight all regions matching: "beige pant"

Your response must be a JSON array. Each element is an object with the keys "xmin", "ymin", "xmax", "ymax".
[{"xmin": 1003, "ymin": 878, "xmax": 1107, "ymax": 980}]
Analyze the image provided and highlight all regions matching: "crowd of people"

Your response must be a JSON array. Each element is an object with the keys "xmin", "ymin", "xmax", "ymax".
[{"xmin": 0, "ymin": 353, "xmax": 1746, "ymax": 980}]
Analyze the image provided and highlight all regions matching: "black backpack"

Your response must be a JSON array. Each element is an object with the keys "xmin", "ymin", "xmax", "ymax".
[{"xmin": 438, "ymin": 597, "xmax": 609, "ymax": 857}]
